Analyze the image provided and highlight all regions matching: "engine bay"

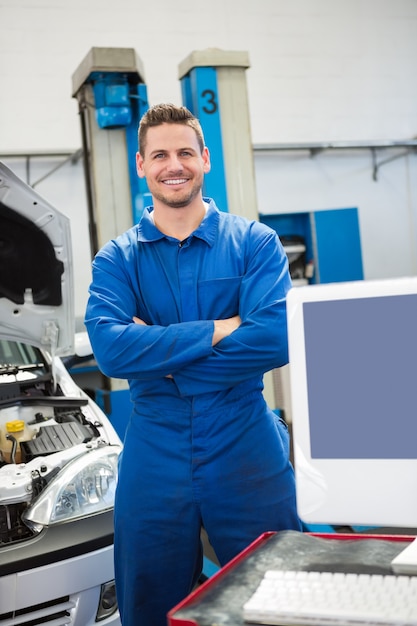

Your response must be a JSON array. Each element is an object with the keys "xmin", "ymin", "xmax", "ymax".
[{"xmin": 0, "ymin": 377, "xmax": 110, "ymax": 545}]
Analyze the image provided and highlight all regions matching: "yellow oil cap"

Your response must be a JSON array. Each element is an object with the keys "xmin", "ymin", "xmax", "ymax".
[{"xmin": 6, "ymin": 420, "xmax": 25, "ymax": 433}]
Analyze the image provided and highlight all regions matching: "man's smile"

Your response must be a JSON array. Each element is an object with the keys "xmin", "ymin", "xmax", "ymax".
[{"xmin": 162, "ymin": 178, "xmax": 189, "ymax": 185}]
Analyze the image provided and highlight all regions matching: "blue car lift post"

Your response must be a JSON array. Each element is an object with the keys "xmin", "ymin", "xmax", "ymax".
[{"xmin": 72, "ymin": 47, "xmax": 150, "ymax": 440}]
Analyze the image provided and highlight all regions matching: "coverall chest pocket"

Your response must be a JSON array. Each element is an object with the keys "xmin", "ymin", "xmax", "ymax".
[{"xmin": 198, "ymin": 276, "xmax": 242, "ymax": 319}]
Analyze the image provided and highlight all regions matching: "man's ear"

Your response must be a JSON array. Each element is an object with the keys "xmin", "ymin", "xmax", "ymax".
[
  {"xmin": 136, "ymin": 151, "xmax": 145, "ymax": 178},
  {"xmin": 203, "ymin": 146, "xmax": 211, "ymax": 174}
]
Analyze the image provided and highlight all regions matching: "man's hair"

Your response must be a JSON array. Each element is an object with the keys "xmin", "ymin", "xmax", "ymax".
[{"xmin": 138, "ymin": 103, "xmax": 205, "ymax": 156}]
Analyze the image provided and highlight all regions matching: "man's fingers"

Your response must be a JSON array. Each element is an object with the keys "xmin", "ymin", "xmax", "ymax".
[{"xmin": 133, "ymin": 316, "xmax": 147, "ymax": 325}]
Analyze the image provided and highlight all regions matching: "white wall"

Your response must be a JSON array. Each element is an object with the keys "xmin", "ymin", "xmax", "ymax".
[
  {"xmin": 1, "ymin": 0, "xmax": 417, "ymax": 150},
  {"xmin": 1, "ymin": 0, "xmax": 417, "ymax": 318},
  {"xmin": 255, "ymin": 148, "xmax": 417, "ymax": 280}
]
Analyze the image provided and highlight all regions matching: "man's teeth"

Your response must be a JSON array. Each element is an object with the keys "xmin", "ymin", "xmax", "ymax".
[{"xmin": 164, "ymin": 178, "xmax": 187, "ymax": 185}]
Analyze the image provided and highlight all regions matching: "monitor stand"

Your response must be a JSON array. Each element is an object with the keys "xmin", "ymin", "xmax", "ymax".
[{"xmin": 391, "ymin": 537, "xmax": 417, "ymax": 574}]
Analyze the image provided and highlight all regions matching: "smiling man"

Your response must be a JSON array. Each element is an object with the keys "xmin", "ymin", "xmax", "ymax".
[
  {"xmin": 85, "ymin": 103, "xmax": 301, "ymax": 626},
  {"xmin": 137, "ymin": 117, "xmax": 209, "ymax": 212}
]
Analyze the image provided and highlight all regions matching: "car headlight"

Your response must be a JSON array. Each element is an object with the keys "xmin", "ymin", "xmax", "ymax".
[{"xmin": 23, "ymin": 445, "xmax": 121, "ymax": 526}]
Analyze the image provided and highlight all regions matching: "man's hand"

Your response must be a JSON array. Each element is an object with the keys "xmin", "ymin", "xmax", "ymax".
[
  {"xmin": 133, "ymin": 316, "xmax": 147, "ymax": 325},
  {"xmin": 212, "ymin": 315, "xmax": 241, "ymax": 346}
]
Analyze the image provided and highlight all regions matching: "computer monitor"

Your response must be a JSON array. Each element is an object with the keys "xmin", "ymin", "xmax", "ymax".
[{"xmin": 286, "ymin": 276, "xmax": 417, "ymax": 573}]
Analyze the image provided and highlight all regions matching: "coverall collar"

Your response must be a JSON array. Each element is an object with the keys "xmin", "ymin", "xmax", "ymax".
[{"xmin": 137, "ymin": 198, "xmax": 219, "ymax": 247}]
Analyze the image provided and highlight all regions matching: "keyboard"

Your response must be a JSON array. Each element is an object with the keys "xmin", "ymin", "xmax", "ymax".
[{"xmin": 243, "ymin": 569, "xmax": 417, "ymax": 626}]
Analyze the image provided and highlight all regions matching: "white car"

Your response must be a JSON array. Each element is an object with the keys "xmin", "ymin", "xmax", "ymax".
[{"xmin": 0, "ymin": 162, "xmax": 123, "ymax": 625}]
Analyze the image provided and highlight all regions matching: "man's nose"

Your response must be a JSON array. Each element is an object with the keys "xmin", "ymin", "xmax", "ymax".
[{"xmin": 167, "ymin": 154, "xmax": 184, "ymax": 171}]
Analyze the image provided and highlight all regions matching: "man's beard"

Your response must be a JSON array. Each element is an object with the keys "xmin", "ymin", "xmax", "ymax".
[{"xmin": 150, "ymin": 178, "xmax": 203, "ymax": 208}]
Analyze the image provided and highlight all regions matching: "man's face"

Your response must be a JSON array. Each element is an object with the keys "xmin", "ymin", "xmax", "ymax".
[{"xmin": 136, "ymin": 123, "xmax": 211, "ymax": 209}]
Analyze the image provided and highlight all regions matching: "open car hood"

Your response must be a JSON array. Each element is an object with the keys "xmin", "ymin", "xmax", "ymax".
[{"xmin": 0, "ymin": 161, "xmax": 74, "ymax": 356}]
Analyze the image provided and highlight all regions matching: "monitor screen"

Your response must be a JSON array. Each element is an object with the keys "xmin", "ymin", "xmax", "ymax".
[{"xmin": 287, "ymin": 277, "xmax": 417, "ymax": 530}]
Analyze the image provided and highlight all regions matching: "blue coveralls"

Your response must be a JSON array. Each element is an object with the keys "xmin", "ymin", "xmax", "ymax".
[{"xmin": 85, "ymin": 199, "xmax": 302, "ymax": 626}]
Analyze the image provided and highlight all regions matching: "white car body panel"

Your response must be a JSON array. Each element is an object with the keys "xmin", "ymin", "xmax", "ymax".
[
  {"xmin": 0, "ymin": 161, "xmax": 122, "ymax": 625},
  {"xmin": 1, "ymin": 545, "xmax": 119, "ymax": 625},
  {"xmin": 0, "ymin": 162, "xmax": 74, "ymax": 354}
]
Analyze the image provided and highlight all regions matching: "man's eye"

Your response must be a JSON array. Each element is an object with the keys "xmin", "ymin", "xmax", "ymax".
[{"xmin": 154, "ymin": 153, "xmax": 165, "ymax": 159}]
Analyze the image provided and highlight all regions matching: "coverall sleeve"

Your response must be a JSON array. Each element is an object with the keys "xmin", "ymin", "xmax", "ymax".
[
  {"xmin": 172, "ymin": 228, "xmax": 292, "ymax": 396},
  {"xmin": 85, "ymin": 239, "xmax": 214, "ymax": 380}
]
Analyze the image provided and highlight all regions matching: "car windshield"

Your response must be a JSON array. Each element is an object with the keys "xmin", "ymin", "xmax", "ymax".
[{"xmin": 0, "ymin": 339, "xmax": 47, "ymax": 377}]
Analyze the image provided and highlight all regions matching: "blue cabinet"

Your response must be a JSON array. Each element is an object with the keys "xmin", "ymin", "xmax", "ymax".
[{"xmin": 260, "ymin": 207, "xmax": 363, "ymax": 284}]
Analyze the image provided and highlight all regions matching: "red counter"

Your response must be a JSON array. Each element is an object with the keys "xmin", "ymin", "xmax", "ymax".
[{"xmin": 167, "ymin": 530, "xmax": 415, "ymax": 626}]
